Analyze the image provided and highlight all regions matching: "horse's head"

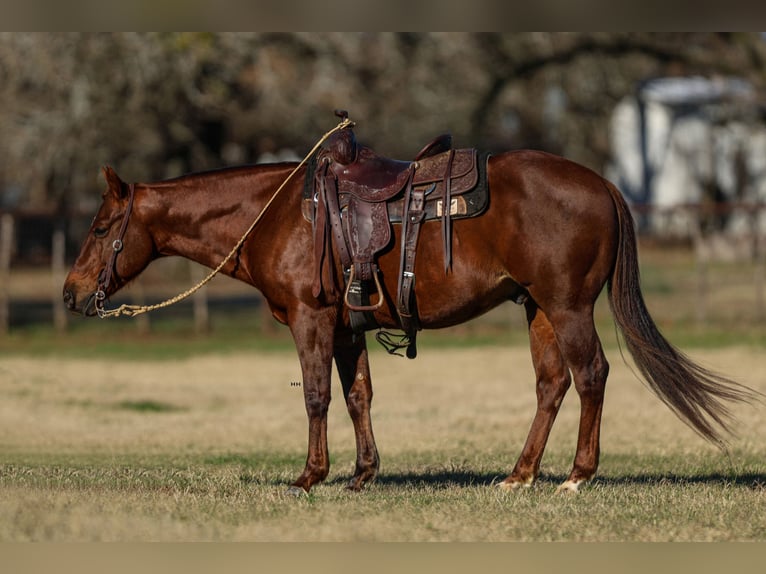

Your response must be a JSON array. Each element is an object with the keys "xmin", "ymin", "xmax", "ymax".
[{"xmin": 63, "ymin": 167, "xmax": 155, "ymax": 316}]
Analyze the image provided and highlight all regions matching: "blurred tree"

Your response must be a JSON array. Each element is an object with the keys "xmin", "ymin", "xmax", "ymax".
[{"xmin": 0, "ymin": 32, "xmax": 763, "ymax": 212}]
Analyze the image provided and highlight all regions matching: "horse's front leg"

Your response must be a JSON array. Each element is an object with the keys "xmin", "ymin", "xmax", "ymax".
[
  {"xmin": 334, "ymin": 331, "xmax": 379, "ymax": 491},
  {"xmin": 287, "ymin": 305, "xmax": 336, "ymax": 495}
]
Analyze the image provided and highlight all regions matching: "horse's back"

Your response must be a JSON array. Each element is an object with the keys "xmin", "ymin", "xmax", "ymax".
[{"xmin": 489, "ymin": 149, "xmax": 616, "ymax": 211}]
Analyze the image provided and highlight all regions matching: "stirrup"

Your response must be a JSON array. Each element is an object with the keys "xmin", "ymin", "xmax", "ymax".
[{"xmin": 344, "ymin": 266, "xmax": 385, "ymax": 312}]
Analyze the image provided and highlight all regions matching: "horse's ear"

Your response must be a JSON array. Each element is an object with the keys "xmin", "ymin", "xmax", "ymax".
[{"xmin": 102, "ymin": 165, "xmax": 127, "ymax": 199}]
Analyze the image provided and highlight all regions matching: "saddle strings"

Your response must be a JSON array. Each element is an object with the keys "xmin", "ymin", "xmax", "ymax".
[
  {"xmin": 97, "ymin": 116, "xmax": 355, "ymax": 319},
  {"xmin": 374, "ymin": 330, "xmax": 414, "ymax": 357}
]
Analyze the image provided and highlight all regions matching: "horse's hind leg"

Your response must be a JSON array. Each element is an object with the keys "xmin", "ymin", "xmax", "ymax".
[
  {"xmin": 334, "ymin": 332, "xmax": 379, "ymax": 491},
  {"xmin": 547, "ymin": 306, "xmax": 609, "ymax": 493},
  {"xmin": 501, "ymin": 302, "xmax": 571, "ymax": 491}
]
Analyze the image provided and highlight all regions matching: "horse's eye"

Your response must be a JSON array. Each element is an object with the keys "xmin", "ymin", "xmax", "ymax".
[{"xmin": 93, "ymin": 227, "xmax": 108, "ymax": 238}]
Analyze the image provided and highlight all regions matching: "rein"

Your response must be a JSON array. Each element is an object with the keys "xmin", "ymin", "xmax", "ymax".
[{"xmin": 96, "ymin": 115, "xmax": 355, "ymax": 319}]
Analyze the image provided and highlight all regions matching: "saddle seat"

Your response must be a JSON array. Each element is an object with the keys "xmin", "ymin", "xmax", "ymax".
[
  {"xmin": 326, "ymin": 130, "xmax": 455, "ymax": 203},
  {"xmin": 332, "ymin": 146, "xmax": 414, "ymax": 203}
]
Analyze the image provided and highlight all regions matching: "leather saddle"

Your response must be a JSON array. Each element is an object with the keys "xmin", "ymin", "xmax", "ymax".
[{"xmin": 303, "ymin": 111, "xmax": 489, "ymax": 357}]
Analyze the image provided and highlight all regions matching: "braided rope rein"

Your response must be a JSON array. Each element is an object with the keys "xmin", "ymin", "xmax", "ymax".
[{"xmin": 98, "ymin": 116, "xmax": 354, "ymax": 319}]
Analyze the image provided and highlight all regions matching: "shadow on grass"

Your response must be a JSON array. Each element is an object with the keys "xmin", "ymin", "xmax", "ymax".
[
  {"xmin": 220, "ymin": 450, "xmax": 766, "ymax": 491},
  {"xmin": 325, "ymin": 470, "xmax": 766, "ymax": 491},
  {"xmin": 592, "ymin": 472, "xmax": 766, "ymax": 489}
]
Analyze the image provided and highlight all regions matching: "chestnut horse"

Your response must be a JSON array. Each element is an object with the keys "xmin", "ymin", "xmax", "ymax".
[{"xmin": 63, "ymin": 150, "xmax": 755, "ymax": 494}]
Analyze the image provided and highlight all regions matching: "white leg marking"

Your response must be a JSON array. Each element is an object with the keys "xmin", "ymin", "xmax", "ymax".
[
  {"xmin": 498, "ymin": 476, "xmax": 535, "ymax": 492},
  {"xmin": 555, "ymin": 479, "xmax": 581, "ymax": 494}
]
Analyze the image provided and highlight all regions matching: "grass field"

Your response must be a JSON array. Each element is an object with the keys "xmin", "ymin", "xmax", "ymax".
[
  {"xmin": 2, "ymin": 242, "xmax": 765, "ymax": 541},
  {"xmin": 1, "ymin": 342, "xmax": 764, "ymax": 541}
]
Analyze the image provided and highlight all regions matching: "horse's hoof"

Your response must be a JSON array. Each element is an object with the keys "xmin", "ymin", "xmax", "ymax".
[
  {"xmin": 346, "ymin": 476, "xmax": 374, "ymax": 492},
  {"xmin": 345, "ymin": 480, "xmax": 363, "ymax": 492},
  {"xmin": 286, "ymin": 485, "xmax": 308, "ymax": 497},
  {"xmin": 497, "ymin": 477, "xmax": 534, "ymax": 492},
  {"xmin": 555, "ymin": 480, "xmax": 581, "ymax": 494}
]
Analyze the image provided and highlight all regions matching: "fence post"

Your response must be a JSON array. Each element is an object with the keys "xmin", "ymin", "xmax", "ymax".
[
  {"xmin": 0, "ymin": 213, "xmax": 14, "ymax": 337},
  {"xmin": 690, "ymin": 212, "xmax": 708, "ymax": 325},
  {"xmin": 259, "ymin": 293, "xmax": 276, "ymax": 334},
  {"xmin": 51, "ymin": 224, "xmax": 68, "ymax": 333},
  {"xmin": 191, "ymin": 261, "xmax": 210, "ymax": 334},
  {"xmin": 754, "ymin": 208, "xmax": 765, "ymax": 323},
  {"xmin": 131, "ymin": 279, "xmax": 151, "ymax": 335}
]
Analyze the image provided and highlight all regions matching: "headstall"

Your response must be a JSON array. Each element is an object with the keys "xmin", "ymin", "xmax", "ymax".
[{"xmin": 95, "ymin": 183, "xmax": 136, "ymax": 317}]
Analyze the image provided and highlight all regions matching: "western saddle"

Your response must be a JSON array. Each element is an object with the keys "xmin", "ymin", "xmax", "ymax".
[{"xmin": 303, "ymin": 111, "xmax": 489, "ymax": 357}]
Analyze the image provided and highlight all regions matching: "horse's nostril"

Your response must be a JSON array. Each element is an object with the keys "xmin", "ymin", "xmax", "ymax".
[{"xmin": 63, "ymin": 289, "xmax": 75, "ymax": 310}]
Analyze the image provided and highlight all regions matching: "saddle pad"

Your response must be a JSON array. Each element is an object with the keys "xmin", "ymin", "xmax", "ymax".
[{"xmin": 413, "ymin": 148, "xmax": 476, "ymax": 186}]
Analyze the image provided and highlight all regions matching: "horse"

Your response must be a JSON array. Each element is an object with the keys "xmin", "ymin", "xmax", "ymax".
[{"xmin": 63, "ymin": 138, "xmax": 757, "ymax": 495}]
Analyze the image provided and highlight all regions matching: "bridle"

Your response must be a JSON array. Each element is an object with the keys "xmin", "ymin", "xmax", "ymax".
[{"xmin": 95, "ymin": 183, "xmax": 136, "ymax": 318}]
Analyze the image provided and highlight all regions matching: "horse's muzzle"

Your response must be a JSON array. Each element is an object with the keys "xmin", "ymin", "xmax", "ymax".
[{"xmin": 62, "ymin": 286, "xmax": 98, "ymax": 317}]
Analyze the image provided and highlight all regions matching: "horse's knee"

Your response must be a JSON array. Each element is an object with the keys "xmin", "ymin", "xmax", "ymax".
[{"xmin": 304, "ymin": 387, "xmax": 331, "ymax": 418}]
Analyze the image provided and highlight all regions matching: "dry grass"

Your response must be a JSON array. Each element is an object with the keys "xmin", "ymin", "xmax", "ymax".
[{"xmin": 1, "ymin": 344, "xmax": 765, "ymax": 541}]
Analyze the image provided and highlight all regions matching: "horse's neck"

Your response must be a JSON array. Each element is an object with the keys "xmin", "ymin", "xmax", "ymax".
[{"xmin": 144, "ymin": 164, "xmax": 299, "ymax": 280}]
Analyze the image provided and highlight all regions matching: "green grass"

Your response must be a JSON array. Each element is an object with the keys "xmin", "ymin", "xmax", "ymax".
[
  {"xmin": 2, "ymin": 242, "xmax": 765, "ymax": 541},
  {"xmin": 1, "ymin": 343, "xmax": 764, "ymax": 541},
  {"xmin": 1, "ymin": 449, "xmax": 764, "ymax": 541}
]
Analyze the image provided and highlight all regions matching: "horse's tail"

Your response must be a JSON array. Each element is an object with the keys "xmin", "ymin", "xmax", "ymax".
[{"xmin": 603, "ymin": 179, "xmax": 759, "ymax": 447}]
